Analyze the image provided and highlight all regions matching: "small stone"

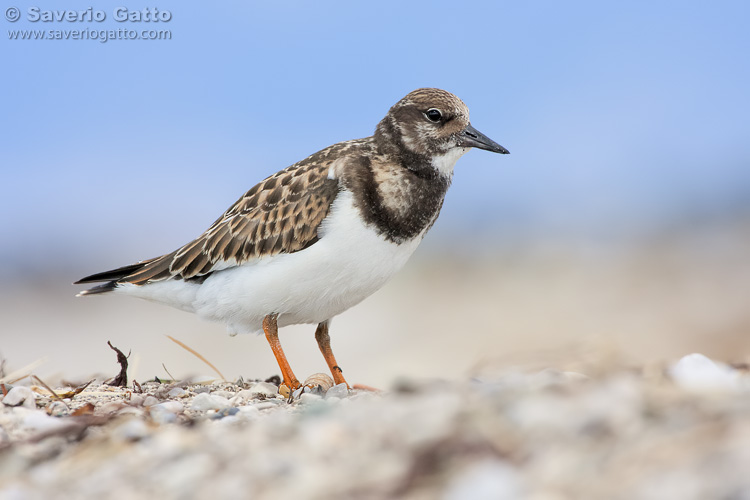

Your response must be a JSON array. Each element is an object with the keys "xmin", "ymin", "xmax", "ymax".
[
  {"xmin": 231, "ymin": 389, "xmax": 257, "ymax": 405},
  {"xmin": 253, "ymin": 402, "xmax": 279, "ymax": 411},
  {"xmin": 211, "ymin": 390, "xmax": 235, "ymax": 399},
  {"xmin": 142, "ymin": 396, "xmax": 160, "ymax": 407},
  {"xmin": 190, "ymin": 393, "xmax": 230, "ymax": 412},
  {"xmin": 99, "ymin": 402, "xmax": 127, "ymax": 415},
  {"xmin": 167, "ymin": 387, "xmax": 186, "ymax": 398},
  {"xmin": 670, "ymin": 353, "xmax": 739, "ymax": 391},
  {"xmin": 2, "ymin": 386, "xmax": 36, "ymax": 408},
  {"xmin": 209, "ymin": 407, "xmax": 240, "ymax": 420},
  {"xmin": 112, "ymin": 418, "xmax": 150, "ymax": 441},
  {"xmin": 46, "ymin": 401, "xmax": 68, "ymax": 417},
  {"xmin": 249, "ymin": 382, "xmax": 278, "ymax": 397},
  {"xmin": 150, "ymin": 401, "xmax": 184, "ymax": 424},
  {"xmin": 325, "ymin": 383, "xmax": 349, "ymax": 399},
  {"xmin": 237, "ymin": 406, "xmax": 260, "ymax": 418},
  {"xmin": 22, "ymin": 411, "xmax": 69, "ymax": 433},
  {"xmin": 129, "ymin": 395, "xmax": 145, "ymax": 406},
  {"xmin": 298, "ymin": 393, "xmax": 322, "ymax": 404}
]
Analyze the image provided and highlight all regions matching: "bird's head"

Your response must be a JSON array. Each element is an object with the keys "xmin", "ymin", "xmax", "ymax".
[{"xmin": 375, "ymin": 88, "xmax": 509, "ymax": 176}]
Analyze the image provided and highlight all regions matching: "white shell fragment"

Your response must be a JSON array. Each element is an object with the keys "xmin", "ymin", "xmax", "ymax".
[{"xmin": 669, "ymin": 353, "xmax": 740, "ymax": 391}]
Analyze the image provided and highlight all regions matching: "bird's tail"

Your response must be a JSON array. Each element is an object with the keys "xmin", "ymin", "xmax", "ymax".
[{"xmin": 74, "ymin": 259, "xmax": 157, "ymax": 296}]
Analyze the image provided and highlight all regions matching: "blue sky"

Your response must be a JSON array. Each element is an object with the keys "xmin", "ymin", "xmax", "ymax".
[{"xmin": 3, "ymin": 0, "xmax": 749, "ymax": 277}]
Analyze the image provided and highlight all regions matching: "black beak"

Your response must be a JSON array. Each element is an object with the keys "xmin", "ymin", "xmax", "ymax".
[{"xmin": 458, "ymin": 123, "xmax": 509, "ymax": 154}]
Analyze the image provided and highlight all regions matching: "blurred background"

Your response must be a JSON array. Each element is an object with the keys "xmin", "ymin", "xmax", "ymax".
[{"xmin": 2, "ymin": 1, "xmax": 749, "ymax": 387}]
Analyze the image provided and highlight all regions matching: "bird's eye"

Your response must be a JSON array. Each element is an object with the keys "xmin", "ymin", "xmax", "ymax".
[{"xmin": 425, "ymin": 108, "xmax": 442, "ymax": 123}]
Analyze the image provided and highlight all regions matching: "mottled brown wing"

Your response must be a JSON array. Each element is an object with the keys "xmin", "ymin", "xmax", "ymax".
[{"xmin": 122, "ymin": 161, "xmax": 340, "ymax": 285}]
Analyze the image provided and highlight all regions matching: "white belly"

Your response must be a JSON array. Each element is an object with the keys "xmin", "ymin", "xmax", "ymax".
[{"xmin": 118, "ymin": 190, "xmax": 424, "ymax": 335}]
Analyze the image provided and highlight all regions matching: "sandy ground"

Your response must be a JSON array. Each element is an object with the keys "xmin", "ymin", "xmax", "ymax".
[{"xmin": 2, "ymin": 355, "xmax": 750, "ymax": 500}]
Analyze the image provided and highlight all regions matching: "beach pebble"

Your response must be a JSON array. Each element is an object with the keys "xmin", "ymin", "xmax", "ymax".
[
  {"xmin": 150, "ymin": 401, "xmax": 184, "ymax": 424},
  {"xmin": 112, "ymin": 417, "xmax": 151, "ymax": 441},
  {"xmin": 210, "ymin": 407, "xmax": 240, "ymax": 420},
  {"xmin": 669, "ymin": 353, "xmax": 739, "ymax": 391},
  {"xmin": 190, "ymin": 393, "xmax": 230, "ymax": 412},
  {"xmin": 22, "ymin": 411, "xmax": 69, "ymax": 433},
  {"xmin": 46, "ymin": 401, "xmax": 68, "ymax": 417},
  {"xmin": 248, "ymin": 382, "xmax": 278, "ymax": 397},
  {"xmin": 253, "ymin": 402, "xmax": 280, "ymax": 411},
  {"xmin": 99, "ymin": 402, "xmax": 127, "ymax": 415},
  {"xmin": 230, "ymin": 389, "xmax": 256, "ymax": 405},
  {"xmin": 167, "ymin": 387, "xmax": 186, "ymax": 398},
  {"xmin": 129, "ymin": 395, "xmax": 145, "ymax": 407},
  {"xmin": 298, "ymin": 393, "xmax": 322, "ymax": 405},
  {"xmin": 143, "ymin": 396, "xmax": 160, "ymax": 407},
  {"xmin": 325, "ymin": 383, "xmax": 349, "ymax": 399},
  {"xmin": 237, "ymin": 405, "xmax": 260, "ymax": 418},
  {"xmin": 2, "ymin": 386, "xmax": 36, "ymax": 408}
]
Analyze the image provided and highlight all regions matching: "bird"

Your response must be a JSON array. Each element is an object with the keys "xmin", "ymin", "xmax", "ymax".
[{"xmin": 75, "ymin": 88, "xmax": 509, "ymax": 391}]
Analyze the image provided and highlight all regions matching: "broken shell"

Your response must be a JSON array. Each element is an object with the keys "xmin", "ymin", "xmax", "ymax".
[
  {"xmin": 303, "ymin": 373, "xmax": 334, "ymax": 392},
  {"xmin": 278, "ymin": 384, "xmax": 291, "ymax": 398}
]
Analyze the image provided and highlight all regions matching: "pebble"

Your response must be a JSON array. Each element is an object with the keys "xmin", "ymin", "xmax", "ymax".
[
  {"xmin": 129, "ymin": 395, "xmax": 145, "ymax": 407},
  {"xmin": 21, "ymin": 410, "xmax": 69, "ymax": 433},
  {"xmin": 190, "ymin": 393, "xmax": 230, "ymax": 412},
  {"xmin": 325, "ymin": 383, "xmax": 349, "ymax": 400},
  {"xmin": 209, "ymin": 407, "xmax": 240, "ymax": 420},
  {"xmin": 167, "ymin": 387, "xmax": 187, "ymax": 398},
  {"xmin": 2, "ymin": 386, "xmax": 36, "ymax": 408},
  {"xmin": 669, "ymin": 353, "xmax": 739, "ymax": 391},
  {"xmin": 248, "ymin": 382, "xmax": 278, "ymax": 397},
  {"xmin": 143, "ymin": 396, "xmax": 160, "ymax": 407},
  {"xmin": 237, "ymin": 406, "xmax": 260, "ymax": 418},
  {"xmin": 298, "ymin": 393, "xmax": 322, "ymax": 405},
  {"xmin": 112, "ymin": 417, "xmax": 151, "ymax": 441},
  {"xmin": 230, "ymin": 389, "xmax": 256, "ymax": 405},
  {"xmin": 150, "ymin": 401, "xmax": 184, "ymax": 424},
  {"xmin": 99, "ymin": 402, "xmax": 127, "ymax": 415},
  {"xmin": 253, "ymin": 402, "xmax": 280, "ymax": 411},
  {"xmin": 46, "ymin": 401, "xmax": 68, "ymax": 417}
]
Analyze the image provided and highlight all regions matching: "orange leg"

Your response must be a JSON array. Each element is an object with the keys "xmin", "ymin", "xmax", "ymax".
[
  {"xmin": 315, "ymin": 321, "xmax": 349, "ymax": 388},
  {"xmin": 263, "ymin": 314, "xmax": 301, "ymax": 390}
]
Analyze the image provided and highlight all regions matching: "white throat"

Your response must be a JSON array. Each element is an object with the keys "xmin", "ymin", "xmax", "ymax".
[{"xmin": 431, "ymin": 147, "xmax": 469, "ymax": 176}]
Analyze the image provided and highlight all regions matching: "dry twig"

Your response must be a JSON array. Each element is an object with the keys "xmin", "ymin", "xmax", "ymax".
[{"xmin": 166, "ymin": 335, "xmax": 226, "ymax": 381}]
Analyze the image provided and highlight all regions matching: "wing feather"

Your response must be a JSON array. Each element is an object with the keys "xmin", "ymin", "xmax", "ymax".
[{"xmin": 133, "ymin": 161, "xmax": 338, "ymax": 284}]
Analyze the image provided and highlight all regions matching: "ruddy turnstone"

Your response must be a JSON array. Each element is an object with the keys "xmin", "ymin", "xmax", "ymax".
[{"xmin": 76, "ymin": 88, "xmax": 509, "ymax": 390}]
